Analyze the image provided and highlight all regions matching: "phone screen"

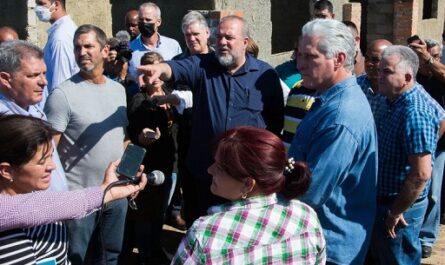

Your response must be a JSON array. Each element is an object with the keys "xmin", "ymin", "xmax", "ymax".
[{"xmin": 116, "ymin": 144, "xmax": 146, "ymax": 181}]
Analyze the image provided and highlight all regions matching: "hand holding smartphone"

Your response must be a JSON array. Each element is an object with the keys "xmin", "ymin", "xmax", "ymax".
[
  {"xmin": 407, "ymin": 35, "xmax": 421, "ymax": 45},
  {"xmin": 116, "ymin": 144, "xmax": 146, "ymax": 183}
]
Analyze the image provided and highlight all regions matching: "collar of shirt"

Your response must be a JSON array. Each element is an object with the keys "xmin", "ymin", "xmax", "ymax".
[
  {"xmin": 208, "ymin": 193, "xmax": 278, "ymax": 214},
  {"xmin": 0, "ymin": 92, "xmax": 45, "ymax": 119},
  {"xmin": 230, "ymin": 53, "xmax": 261, "ymax": 76},
  {"xmin": 137, "ymin": 33, "xmax": 162, "ymax": 49},
  {"xmin": 387, "ymin": 84, "xmax": 417, "ymax": 108},
  {"xmin": 47, "ymin": 15, "xmax": 71, "ymax": 35},
  {"xmin": 315, "ymin": 76, "xmax": 357, "ymax": 105}
]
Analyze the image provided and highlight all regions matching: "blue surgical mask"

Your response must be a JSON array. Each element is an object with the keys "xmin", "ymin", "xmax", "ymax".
[{"xmin": 35, "ymin": 3, "xmax": 54, "ymax": 22}]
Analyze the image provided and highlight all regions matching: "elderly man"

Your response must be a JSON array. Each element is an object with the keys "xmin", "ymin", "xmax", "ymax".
[
  {"xmin": 370, "ymin": 45, "xmax": 439, "ymax": 264},
  {"xmin": 151, "ymin": 11, "xmax": 213, "ymax": 229},
  {"xmin": 125, "ymin": 9, "xmax": 140, "ymax": 41},
  {"xmin": 128, "ymin": 2, "xmax": 181, "ymax": 80},
  {"xmin": 288, "ymin": 19, "xmax": 377, "ymax": 265},
  {"xmin": 409, "ymin": 38, "xmax": 445, "ymax": 258},
  {"xmin": 138, "ymin": 15, "xmax": 284, "ymax": 224},
  {"xmin": 35, "ymin": 0, "xmax": 78, "ymax": 98},
  {"xmin": 0, "ymin": 26, "xmax": 18, "ymax": 43},
  {"xmin": 0, "ymin": 40, "xmax": 67, "ymax": 192},
  {"xmin": 45, "ymin": 25, "xmax": 128, "ymax": 265}
]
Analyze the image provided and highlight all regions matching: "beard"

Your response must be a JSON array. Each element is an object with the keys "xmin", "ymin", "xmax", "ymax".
[
  {"xmin": 216, "ymin": 46, "xmax": 243, "ymax": 67},
  {"xmin": 217, "ymin": 53, "xmax": 236, "ymax": 67}
]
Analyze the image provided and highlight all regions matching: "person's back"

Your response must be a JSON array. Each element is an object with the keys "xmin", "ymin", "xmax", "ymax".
[
  {"xmin": 288, "ymin": 19, "xmax": 377, "ymax": 264},
  {"xmin": 172, "ymin": 126, "xmax": 325, "ymax": 264},
  {"xmin": 174, "ymin": 195, "xmax": 324, "ymax": 264}
]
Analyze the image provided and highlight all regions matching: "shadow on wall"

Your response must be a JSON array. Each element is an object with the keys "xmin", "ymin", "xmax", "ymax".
[
  {"xmin": 0, "ymin": 0, "xmax": 28, "ymax": 39},
  {"xmin": 110, "ymin": 0, "xmax": 214, "ymax": 48}
]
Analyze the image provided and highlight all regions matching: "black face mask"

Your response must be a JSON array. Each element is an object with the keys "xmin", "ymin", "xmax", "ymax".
[{"xmin": 138, "ymin": 21, "xmax": 156, "ymax": 38}]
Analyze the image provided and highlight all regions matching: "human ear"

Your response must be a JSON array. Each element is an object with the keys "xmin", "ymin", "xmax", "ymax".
[
  {"xmin": 0, "ymin": 162, "xmax": 14, "ymax": 182},
  {"xmin": 0, "ymin": 72, "xmax": 12, "ymax": 90},
  {"xmin": 243, "ymin": 177, "xmax": 256, "ymax": 194}
]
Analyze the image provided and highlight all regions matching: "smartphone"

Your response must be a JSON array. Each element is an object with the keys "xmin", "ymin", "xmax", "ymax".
[
  {"xmin": 116, "ymin": 144, "xmax": 146, "ymax": 183},
  {"xmin": 144, "ymin": 130, "xmax": 157, "ymax": 139},
  {"xmin": 407, "ymin": 35, "xmax": 421, "ymax": 45}
]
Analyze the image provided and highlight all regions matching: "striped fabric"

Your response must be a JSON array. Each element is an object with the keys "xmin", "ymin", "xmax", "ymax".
[
  {"xmin": 172, "ymin": 193, "xmax": 326, "ymax": 264},
  {"xmin": 282, "ymin": 82, "xmax": 315, "ymax": 151},
  {"xmin": 0, "ymin": 222, "xmax": 69, "ymax": 265}
]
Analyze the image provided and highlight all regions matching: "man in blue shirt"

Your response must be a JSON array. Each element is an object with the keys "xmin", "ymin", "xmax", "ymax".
[
  {"xmin": 369, "ymin": 45, "xmax": 438, "ymax": 264},
  {"xmin": 138, "ymin": 15, "xmax": 284, "ymax": 224},
  {"xmin": 128, "ymin": 2, "xmax": 181, "ymax": 81},
  {"xmin": 35, "ymin": 0, "xmax": 79, "ymax": 107},
  {"xmin": 0, "ymin": 40, "xmax": 67, "ymax": 192},
  {"xmin": 288, "ymin": 19, "xmax": 378, "ymax": 265}
]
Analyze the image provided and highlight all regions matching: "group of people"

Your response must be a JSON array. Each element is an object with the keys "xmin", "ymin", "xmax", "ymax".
[{"xmin": 0, "ymin": 0, "xmax": 444, "ymax": 264}]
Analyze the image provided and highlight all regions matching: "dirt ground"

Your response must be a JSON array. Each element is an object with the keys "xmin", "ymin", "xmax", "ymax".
[{"xmin": 422, "ymin": 224, "xmax": 445, "ymax": 265}]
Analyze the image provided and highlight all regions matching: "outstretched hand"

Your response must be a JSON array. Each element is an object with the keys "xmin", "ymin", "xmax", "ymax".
[
  {"xmin": 137, "ymin": 64, "xmax": 162, "ymax": 86},
  {"xmin": 101, "ymin": 160, "xmax": 147, "ymax": 204}
]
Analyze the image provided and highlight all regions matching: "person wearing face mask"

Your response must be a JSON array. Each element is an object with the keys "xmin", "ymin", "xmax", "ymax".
[
  {"xmin": 128, "ymin": 2, "xmax": 181, "ymax": 82},
  {"xmin": 35, "ymin": 0, "xmax": 78, "ymax": 108}
]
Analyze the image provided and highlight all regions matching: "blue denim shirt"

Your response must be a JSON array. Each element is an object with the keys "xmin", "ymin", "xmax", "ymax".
[
  {"xmin": 168, "ymin": 53, "xmax": 284, "ymax": 179},
  {"xmin": 289, "ymin": 76, "xmax": 378, "ymax": 265}
]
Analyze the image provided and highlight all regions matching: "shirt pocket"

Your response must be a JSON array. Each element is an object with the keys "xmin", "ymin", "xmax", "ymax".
[{"xmin": 246, "ymin": 89, "xmax": 263, "ymax": 112}]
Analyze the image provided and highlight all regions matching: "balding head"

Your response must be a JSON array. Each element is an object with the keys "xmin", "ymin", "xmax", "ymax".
[
  {"xmin": 125, "ymin": 9, "xmax": 140, "ymax": 40},
  {"xmin": 0, "ymin": 27, "xmax": 18, "ymax": 43},
  {"xmin": 365, "ymin": 39, "xmax": 392, "ymax": 85}
]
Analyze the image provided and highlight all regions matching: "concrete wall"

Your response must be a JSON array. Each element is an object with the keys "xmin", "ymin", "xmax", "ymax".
[
  {"xmin": 366, "ymin": 0, "xmax": 394, "ymax": 44},
  {"xmin": 3, "ymin": 0, "xmax": 444, "ymax": 66},
  {"xmin": 416, "ymin": 0, "xmax": 445, "ymax": 43}
]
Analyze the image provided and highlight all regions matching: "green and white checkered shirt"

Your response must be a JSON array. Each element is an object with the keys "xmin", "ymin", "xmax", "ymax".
[{"xmin": 172, "ymin": 193, "xmax": 326, "ymax": 264}]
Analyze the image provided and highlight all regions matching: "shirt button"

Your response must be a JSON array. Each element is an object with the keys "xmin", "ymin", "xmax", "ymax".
[{"xmin": 228, "ymin": 117, "xmax": 232, "ymax": 121}]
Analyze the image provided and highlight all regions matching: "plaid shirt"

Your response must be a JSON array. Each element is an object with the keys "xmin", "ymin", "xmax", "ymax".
[
  {"xmin": 357, "ymin": 75, "xmax": 388, "ymax": 127},
  {"xmin": 377, "ymin": 85, "xmax": 439, "ymax": 197},
  {"xmin": 172, "ymin": 193, "xmax": 326, "ymax": 265}
]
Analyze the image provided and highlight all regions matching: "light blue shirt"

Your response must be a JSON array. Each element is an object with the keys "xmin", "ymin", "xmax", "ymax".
[
  {"xmin": 128, "ymin": 33, "xmax": 181, "ymax": 81},
  {"xmin": 0, "ymin": 93, "xmax": 68, "ymax": 192},
  {"xmin": 289, "ymin": 77, "xmax": 378, "ymax": 265},
  {"xmin": 42, "ymin": 15, "xmax": 79, "ymax": 108}
]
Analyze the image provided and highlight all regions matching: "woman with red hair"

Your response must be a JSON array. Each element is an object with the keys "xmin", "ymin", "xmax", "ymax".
[{"xmin": 172, "ymin": 126, "xmax": 326, "ymax": 264}]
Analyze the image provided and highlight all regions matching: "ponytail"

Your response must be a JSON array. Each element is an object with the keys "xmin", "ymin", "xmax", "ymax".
[{"xmin": 281, "ymin": 159, "xmax": 311, "ymax": 199}]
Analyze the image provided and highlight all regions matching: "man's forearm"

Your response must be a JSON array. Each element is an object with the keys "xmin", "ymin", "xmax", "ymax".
[{"xmin": 390, "ymin": 174, "xmax": 429, "ymax": 215}]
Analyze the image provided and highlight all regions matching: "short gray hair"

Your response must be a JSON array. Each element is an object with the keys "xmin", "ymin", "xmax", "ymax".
[
  {"xmin": 220, "ymin": 15, "xmax": 249, "ymax": 38},
  {"xmin": 0, "ymin": 40, "xmax": 43, "ymax": 74},
  {"xmin": 381, "ymin": 45, "xmax": 419, "ymax": 77},
  {"xmin": 181, "ymin": 11, "xmax": 208, "ymax": 33},
  {"xmin": 425, "ymin": 38, "xmax": 442, "ymax": 57},
  {"xmin": 139, "ymin": 2, "xmax": 161, "ymax": 19},
  {"xmin": 301, "ymin": 19, "xmax": 355, "ymax": 72}
]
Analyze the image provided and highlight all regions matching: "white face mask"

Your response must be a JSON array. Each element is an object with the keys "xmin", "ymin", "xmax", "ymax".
[{"xmin": 35, "ymin": 3, "xmax": 54, "ymax": 22}]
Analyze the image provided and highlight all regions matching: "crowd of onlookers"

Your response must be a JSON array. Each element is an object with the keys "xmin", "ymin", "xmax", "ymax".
[{"xmin": 1, "ymin": 0, "xmax": 445, "ymax": 264}]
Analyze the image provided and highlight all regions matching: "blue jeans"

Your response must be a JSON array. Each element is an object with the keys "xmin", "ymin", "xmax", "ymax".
[
  {"xmin": 66, "ymin": 198, "xmax": 128, "ymax": 265},
  {"xmin": 420, "ymin": 150, "xmax": 445, "ymax": 247},
  {"xmin": 370, "ymin": 197, "xmax": 427, "ymax": 265}
]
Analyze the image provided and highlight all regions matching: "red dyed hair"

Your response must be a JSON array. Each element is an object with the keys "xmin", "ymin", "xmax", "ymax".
[{"xmin": 214, "ymin": 126, "xmax": 311, "ymax": 199}]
